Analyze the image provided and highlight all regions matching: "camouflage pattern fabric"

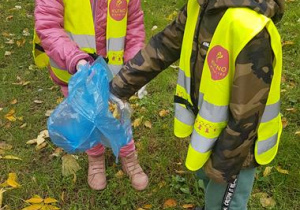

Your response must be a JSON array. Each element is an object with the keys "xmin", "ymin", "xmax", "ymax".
[{"xmin": 110, "ymin": 0, "xmax": 284, "ymax": 183}]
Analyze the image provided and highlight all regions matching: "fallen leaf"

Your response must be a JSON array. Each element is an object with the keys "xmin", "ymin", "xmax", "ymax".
[
  {"xmin": 15, "ymin": 5, "xmax": 22, "ymax": 9},
  {"xmin": 0, "ymin": 108, "xmax": 3, "ymax": 112},
  {"xmin": 175, "ymin": 170, "xmax": 186, "ymax": 174},
  {"xmin": 6, "ymin": 173, "xmax": 21, "ymax": 188},
  {"xmin": 0, "ymin": 188, "xmax": 6, "ymax": 208},
  {"xmin": 182, "ymin": 204, "xmax": 195, "ymax": 209},
  {"xmin": 163, "ymin": 199, "xmax": 177, "ymax": 209},
  {"xmin": 16, "ymin": 39, "xmax": 26, "ymax": 47},
  {"xmin": 56, "ymin": 98, "xmax": 63, "ymax": 104},
  {"xmin": 159, "ymin": 109, "xmax": 170, "ymax": 117},
  {"xmin": 286, "ymin": 108, "xmax": 297, "ymax": 113},
  {"xmin": 4, "ymin": 51, "xmax": 11, "ymax": 56},
  {"xmin": 40, "ymin": 130, "xmax": 49, "ymax": 138},
  {"xmin": 25, "ymin": 196, "xmax": 43, "ymax": 204},
  {"xmin": 1, "ymin": 155, "xmax": 22, "ymax": 161},
  {"xmin": 45, "ymin": 205, "xmax": 60, "ymax": 210},
  {"xmin": 22, "ymin": 81, "xmax": 30, "ymax": 86},
  {"xmin": 22, "ymin": 204, "xmax": 43, "ymax": 210},
  {"xmin": 0, "ymin": 142, "xmax": 13, "ymax": 150},
  {"xmin": 132, "ymin": 118, "xmax": 142, "ymax": 128},
  {"xmin": 166, "ymin": 11, "xmax": 178, "ymax": 21},
  {"xmin": 44, "ymin": 197, "xmax": 58, "ymax": 204},
  {"xmin": 260, "ymin": 196, "xmax": 276, "ymax": 208},
  {"xmin": 45, "ymin": 110, "xmax": 54, "ymax": 117},
  {"xmin": 61, "ymin": 154, "xmax": 81, "ymax": 177},
  {"xmin": 20, "ymin": 123, "xmax": 27, "ymax": 128},
  {"xmin": 263, "ymin": 166, "xmax": 273, "ymax": 177},
  {"xmin": 170, "ymin": 65, "xmax": 179, "ymax": 69},
  {"xmin": 0, "ymin": 149, "xmax": 4, "ymax": 155},
  {"xmin": 281, "ymin": 117, "xmax": 288, "ymax": 128},
  {"xmin": 35, "ymin": 142, "xmax": 47, "ymax": 151},
  {"xmin": 151, "ymin": 25, "xmax": 158, "ymax": 31},
  {"xmin": 10, "ymin": 99, "xmax": 18, "ymax": 105},
  {"xmin": 5, "ymin": 109, "xmax": 16, "ymax": 122},
  {"xmin": 295, "ymin": 131, "xmax": 300, "ymax": 136},
  {"xmin": 36, "ymin": 135, "xmax": 45, "ymax": 146},
  {"xmin": 143, "ymin": 204, "xmax": 152, "ymax": 209},
  {"xmin": 115, "ymin": 170, "xmax": 124, "ymax": 179},
  {"xmin": 275, "ymin": 166, "xmax": 289, "ymax": 174},
  {"xmin": 6, "ymin": 15, "xmax": 13, "ymax": 21},
  {"xmin": 26, "ymin": 139, "xmax": 37, "ymax": 145},
  {"xmin": 22, "ymin": 28, "xmax": 30, "ymax": 37},
  {"xmin": 50, "ymin": 148, "xmax": 63, "ymax": 158},
  {"xmin": 34, "ymin": 100, "xmax": 43, "ymax": 104},
  {"xmin": 144, "ymin": 121, "xmax": 152, "ymax": 129},
  {"xmin": 5, "ymin": 39, "xmax": 14, "ymax": 44},
  {"xmin": 282, "ymin": 40, "xmax": 294, "ymax": 46}
]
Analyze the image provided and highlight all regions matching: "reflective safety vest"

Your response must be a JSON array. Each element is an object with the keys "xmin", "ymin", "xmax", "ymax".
[
  {"xmin": 174, "ymin": 0, "xmax": 282, "ymax": 171},
  {"xmin": 33, "ymin": 0, "xmax": 129, "ymax": 83}
]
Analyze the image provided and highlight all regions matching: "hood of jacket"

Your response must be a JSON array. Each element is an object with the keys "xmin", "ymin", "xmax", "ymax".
[{"xmin": 197, "ymin": 0, "xmax": 284, "ymax": 22}]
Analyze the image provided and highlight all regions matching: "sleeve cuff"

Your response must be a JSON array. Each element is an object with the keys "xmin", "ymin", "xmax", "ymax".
[{"xmin": 67, "ymin": 53, "xmax": 94, "ymax": 75}]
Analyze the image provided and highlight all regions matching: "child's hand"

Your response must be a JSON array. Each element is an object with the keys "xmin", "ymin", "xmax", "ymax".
[{"xmin": 76, "ymin": 59, "xmax": 88, "ymax": 71}]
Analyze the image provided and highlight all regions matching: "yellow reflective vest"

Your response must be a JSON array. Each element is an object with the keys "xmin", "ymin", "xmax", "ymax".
[
  {"xmin": 174, "ymin": 0, "xmax": 282, "ymax": 171},
  {"xmin": 33, "ymin": 0, "xmax": 129, "ymax": 83}
]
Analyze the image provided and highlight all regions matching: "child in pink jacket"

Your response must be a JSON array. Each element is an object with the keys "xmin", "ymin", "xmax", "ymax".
[{"xmin": 34, "ymin": 0, "xmax": 148, "ymax": 191}]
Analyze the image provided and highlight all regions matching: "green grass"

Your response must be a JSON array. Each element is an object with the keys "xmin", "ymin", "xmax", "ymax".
[{"xmin": 0, "ymin": 0, "xmax": 299, "ymax": 209}]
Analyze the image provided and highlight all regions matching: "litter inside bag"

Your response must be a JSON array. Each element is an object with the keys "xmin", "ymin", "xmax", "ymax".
[{"xmin": 47, "ymin": 57, "xmax": 132, "ymax": 157}]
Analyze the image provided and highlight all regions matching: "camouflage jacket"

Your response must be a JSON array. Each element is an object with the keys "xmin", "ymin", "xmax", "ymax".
[{"xmin": 110, "ymin": 0, "xmax": 284, "ymax": 183}]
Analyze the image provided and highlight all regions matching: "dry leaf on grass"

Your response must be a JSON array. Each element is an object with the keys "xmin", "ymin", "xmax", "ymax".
[
  {"xmin": 275, "ymin": 166, "xmax": 289, "ymax": 174},
  {"xmin": 44, "ymin": 197, "xmax": 58, "ymax": 204},
  {"xmin": 25, "ymin": 196, "xmax": 43, "ymax": 204},
  {"xmin": 281, "ymin": 117, "xmax": 288, "ymax": 128},
  {"xmin": 0, "ymin": 173, "xmax": 21, "ymax": 188},
  {"xmin": 62, "ymin": 154, "xmax": 81, "ymax": 177},
  {"xmin": 0, "ymin": 142, "xmax": 13, "ymax": 150},
  {"xmin": 182, "ymin": 204, "xmax": 195, "ymax": 209},
  {"xmin": 295, "ymin": 131, "xmax": 300, "ymax": 136},
  {"xmin": 50, "ymin": 148, "xmax": 63, "ymax": 158},
  {"xmin": 163, "ymin": 199, "xmax": 177, "ymax": 209},
  {"xmin": 10, "ymin": 99, "xmax": 18, "ymax": 105},
  {"xmin": 142, "ymin": 204, "xmax": 152, "ymax": 209},
  {"xmin": 0, "ymin": 155, "xmax": 22, "ymax": 161},
  {"xmin": 132, "ymin": 118, "xmax": 142, "ymax": 128},
  {"xmin": 115, "ymin": 170, "xmax": 124, "ymax": 179},
  {"xmin": 0, "ymin": 188, "xmax": 6, "ymax": 208},
  {"xmin": 4, "ymin": 109, "xmax": 16, "ymax": 122},
  {"xmin": 159, "ymin": 109, "xmax": 170, "ymax": 117},
  {"xmin": 260, "ymin": 197, "xmax": 276, "ymax": 208},
  {"xmin": 263, "ymin": 166, "xmax": 273, "ymax": 177},
  {"xmin": 144, "ymin": 121, "xmax": 152, "ymax": 129},
  {"xmin": 34, "ymin": 100, "xmax": 43, "ymax": 104},
  {"xmin": 45, "ymin": 110, "xmax": 54, "ymax": 117}
]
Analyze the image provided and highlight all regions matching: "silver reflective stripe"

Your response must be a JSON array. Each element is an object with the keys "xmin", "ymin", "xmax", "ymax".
[
  {"xmin": 199, "ymin": 100, "xmax": 228, "ymax": 123},
  {"xmin": 175, "ymin": 103, "xmax": 195, "ymax": 126},
  {"xmin": 50, "ymin": 58, "xmax": 67, "ymax": 70},
  {"xmin": 191, "ymin": 129, "xmax": 218, "ymax": 153},
  {"xmin": 108, "ymin": 64, "xmax": 122, "ymax": 76},
  {"xmin": 177, "ymin": 68, "xmax": 191, "ymax": 94},
  {"xmin": 107, "ymin": 37, "xmax": 125, "ymax": 51},
  {"xmin": 261, "ymin": 101, "xmax": 280, "ymax": 123},
  {"xmin": 67, "ymin": 33, "xmax": 96, "ymax": 49},
  {"xmin": 198, "ymin": 92, "xmax": 204, "ymax": 109},
  {"xmin": 257, "ymin": 133, "xmax": 278, "ymax": 155}
]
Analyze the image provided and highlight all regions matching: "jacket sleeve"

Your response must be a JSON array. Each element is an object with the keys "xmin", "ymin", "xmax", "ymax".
[
  {"xmin": 34, "ymin": 0, "xmax": 93, "ymax": 74},
  {"xmin": 110, "ymin": 5, "xmax": 187, "ymax": 99},
  {"xmin": 204, "ymin": 28, "xmax": 274, "ymax": 183},
  {"xmin": 124, "ymin": 0, "xmax": 145, "ymax": 62}
]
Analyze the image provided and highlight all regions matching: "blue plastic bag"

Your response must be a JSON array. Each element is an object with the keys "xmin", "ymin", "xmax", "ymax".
[{"xmin": 47, "ymin": 57, "xmax": 132, "ymax": 157}]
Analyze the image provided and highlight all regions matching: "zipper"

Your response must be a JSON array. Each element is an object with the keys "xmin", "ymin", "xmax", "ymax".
[{"xmin": 190, "ymin": 0, "xmax": 209, "ymax": 113}]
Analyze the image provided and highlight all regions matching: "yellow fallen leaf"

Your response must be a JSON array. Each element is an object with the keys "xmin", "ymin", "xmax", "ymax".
[
  {"xmin": 20, "ymin": 123, "xmax": 27, "ymax": 128},
  {"xmin": 281, "ymin": 117, "xmax": 288, "ymax": 128},
  {"xmin": 39, "ymin": 130, "xmax": 49, "ymax": 138},
  {"xmin": 50, "ymin": 148, "xmax": 63, "ymax": 158},
  {"xmin": 22, "ymin": 204, "xmax": 43, "ymax": 210},
  {"xmin": 166, "ymin": 11, "xmax": 178, "ymax": 21},
  {"xmin": 62, "ymin": 154, "xmax": 81, "ymax": 177},
  {"xmin": 143, "ymin": 204, "xmax": 152, "ymax": 209},
  {"xmin": 46, "ymin": 205, "xmax": 60, "ymax": 210},
  {"xmin": 163, "ymin": 199, "xmax": 177, "ymax": 209},
  {"xmin": 1, "ymin": 155, "xmax": 22, "ymax": 161},
  {"xmin": 25, "ymin": 196, "xmax": 44, "ymax": 204},
  {"xmin": 10, "ymin": 99, "xmax": 18, "ymax": 105},
  {"xmin": 36, "ymin": 135, "xmax": 45, "ymax": 146},
  {"xmin": 0, "ymin": 142, "xmax": 13, "ymax": 150},
  {"xmin": 44, "ymin": 197, "xmax": 58, "ymax": 204},
  {"xmin": 26, "ymin": 139, "xmax": 37, "ymax": 145},
  {"xmin": 295, "ymin": 131, "xmax": 300, "ymax": 136},
  {"xmin": 260, "ymin": 196, "xmax": 276, "ymax": 208},
  {"xmin": 22, "ymin": 81, "xmax": 30, "ymax": 86},
  {"xmin": 0, "ymin": 188, "xmax": 6, "ymax": 208},
  {"xmin": 144, "ymin": 121, "xmax": 152, "ymax": 129},
  {"xmin": 56, "ymin": 98, "xmax": 63, "ymax": 104},
  {"xmin": 34, "ymin": 100, "xmax": 43, "ymax": 104},
  {"xmin": 282, "ymin": 40, "xmax": 294, "ymax": 46},
  {"xmin": 132, "ymin": 118, "xmax": 142, "ymax": 128},
  {"xmin": 182, "ymin": 204, "xmax": 195, "ymax": 209},
  {"xmin": 36, "ymin": 142, "xmax": 47, "ymax": 151},
  {"xmin": 158, "ymin": 181, "xmax": 166, "ymax": 188},
  {"xmin": 4, "ymin": 51, "xmax": 12, "ymax": 56},
  {"xmin": 159, "ymin": 109, "xmax": 170, "ymax": 117},
  {"xmin": 263, "ymin": 166, "xmax": 273, "ymax": 177},
  {"xmin": 5, "ymin": 109, "xmax": 16, "ymax": 122},
  {"xmin": 6, "ymin": 173, "xmax": 21, "ymax": 188},
  {"xmin": 45, "ymin": 110, "xmax": 54, "ymax": 117},
  {"xmin": 275, "ymin": 166, "xmax": 289, "ymax": 174},
  {"xmin": 286, "ymin": 108, "xmax": 297, "ymax": 113},
  {"xmin": 115, "ymin": 170, "xmax": 124, "ymax": 179}
]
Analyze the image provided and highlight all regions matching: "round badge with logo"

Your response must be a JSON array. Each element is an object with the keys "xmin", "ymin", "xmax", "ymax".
[
  {"xmin": 109, "ymin": 0, "xmax": 128, "ymax": 21},
  {"xmin": 207, "ymin": 45, "xmax": 229, "ymax": 80}
]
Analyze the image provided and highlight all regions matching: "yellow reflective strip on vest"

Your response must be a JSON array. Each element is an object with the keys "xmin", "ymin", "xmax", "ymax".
[{"xmin": 185, "ymin": 144, "xmax": 211, "ymax": 171}]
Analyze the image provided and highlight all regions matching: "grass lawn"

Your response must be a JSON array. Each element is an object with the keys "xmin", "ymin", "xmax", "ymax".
[{"xmin": 0, "ymin": 0, "xmax": 299, "ymax": 209}]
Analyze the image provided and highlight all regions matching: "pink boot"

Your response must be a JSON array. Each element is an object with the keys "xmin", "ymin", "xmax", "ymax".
[
  {"xmin": 87, "ymin": 154, "xmax": 106, "ymax": 190},
  {"xmin": 121, "ymin": 152, "xmax": 149, "ymax": 191}
]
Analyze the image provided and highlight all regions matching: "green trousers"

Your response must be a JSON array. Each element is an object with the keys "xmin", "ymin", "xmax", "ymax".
[{"xmin": 196, "ymin": 168, "xmax": 256, "ymax": 210}]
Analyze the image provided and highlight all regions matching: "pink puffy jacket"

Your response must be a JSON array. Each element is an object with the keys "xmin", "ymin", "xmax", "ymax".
[{"xmin": 34, "ymin": 0, "xmax": 145, "ymax": 84}]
